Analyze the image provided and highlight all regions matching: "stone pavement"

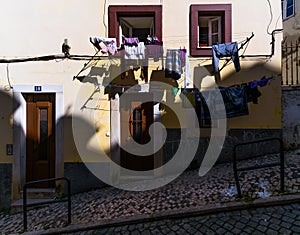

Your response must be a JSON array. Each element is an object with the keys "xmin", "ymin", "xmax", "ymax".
[
  {"xmin": 64, "ymin": 202, "xmax": 300, "ymax": 235},
  {"xmin": 1, "ymin": 150, "xmax": 300, "ymax": 234}
]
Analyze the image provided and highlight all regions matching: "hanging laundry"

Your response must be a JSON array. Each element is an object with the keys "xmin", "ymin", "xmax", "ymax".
[
  {"xmin": 180, "ymin": 48, "xmax": 187, "ymax": 67},
  {"xmin": 199, "ymin": 89, "xmax": 226, "ymax": 119},
  {"xmin": 219, "ymin": 85, "xmax": 249, "ymax": 118},
  {"xmin": 195, "ymin": 91, "xmax": 210, "ymax": 121},
  {"xmin": 89, "ymin": 37, "xmax": 118, "ymax": 55},
  {"xmin": 145, "ymin": 35, "xmax": 163, "ymax": 62},
  {"xmin": 165, "ymin": 49, "xmax": 183, "ymax": 80},
  {"xmin": 180, "ymin": 88, "xmax": 211, "ymax": 121},
  {"xmin": 123, "ymin": 37, "xmax": 140, "ymax": 46},
  {"xmin": 185, "ymin": 85, "xmax": 249, "ymax": 119},
  {"xmin": 245, "ymin": 84, "xmax": 261, "ymax": 104},
  {"xmin": 245, "ymin": 76, "xmax": 272, "ymax": 104},
  {"xmin": 249, "ymin": 76, "xmax": 273, "ymax": 88},
  {"xmin": 184, "ymin": 51, "xmax": 191, "ymax": 87},
  {"xmin": 145, "ymin": 45, "xmax": 163, "ymax": 62},
  {"xmin": 212, "ymin": 42, "xmax": 240, "ymax": 73},
  {"xmin": 124, "ymin": 42, "xmax": 145, "ymax": 60}
]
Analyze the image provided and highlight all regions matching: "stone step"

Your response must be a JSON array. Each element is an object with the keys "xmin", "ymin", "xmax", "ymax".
[
  {"xmin": 20, "ymin": 188, "xmax": 56, "ymax": 199},
  {"xmin": 11, "ymin": 198, "xmax": 56, "ymax": 214}
]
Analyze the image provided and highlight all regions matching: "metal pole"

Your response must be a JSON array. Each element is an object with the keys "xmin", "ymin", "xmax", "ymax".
[
  {"xmin": 233, "ymin": 147, "xmax": 242, "ymax": 197},
  {"xmin": 279, "ymin": 139, "xmax": 285, "ymax": 193},
  {"xmin": 291, "ymin": 42, "xmax": 294, "ymax": 85},
  {"xmin": 23, "ymin": 185, "xmax": 27, "ymax": 231},
  {"xmin": 67, "ymin": 178, "xmax": 71, "ymax": 225}
]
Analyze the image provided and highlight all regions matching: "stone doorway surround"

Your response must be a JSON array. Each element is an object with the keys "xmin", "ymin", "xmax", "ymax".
[{"xmin": 12, "ymin": 85, "xmax": 64, "ymax": 201}]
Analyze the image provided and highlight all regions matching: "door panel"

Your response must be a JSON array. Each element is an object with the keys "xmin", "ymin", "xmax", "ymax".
[
  {"xmin": 121, "ymin": 101, "xmax": 154, "ymax": 171},
  {"xmin": 25, "ymin": 94, "xmax": 55, "ymax": 186}
]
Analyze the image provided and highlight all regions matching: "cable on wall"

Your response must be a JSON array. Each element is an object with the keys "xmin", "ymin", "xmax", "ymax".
[{"xmin": 6, "ymin": 64, "xmax": 13, "ymax": 89}]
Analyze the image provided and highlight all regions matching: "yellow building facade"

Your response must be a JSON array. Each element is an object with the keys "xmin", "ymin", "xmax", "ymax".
[{"xmin": 0, "ymin": 0, "xmax": 283, "ymax": 209}]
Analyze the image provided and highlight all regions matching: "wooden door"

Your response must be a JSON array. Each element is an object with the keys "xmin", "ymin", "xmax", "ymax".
[
  {"xmin": 25, "ymin": 94, "xmax": 55, "ymax": 186},
  {"xmin": 121, "ymin": 101, "xmax": 154, "ymax": 171}
]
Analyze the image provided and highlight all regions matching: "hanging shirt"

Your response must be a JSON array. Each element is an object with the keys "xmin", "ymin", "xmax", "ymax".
[
  {"xmin": 184, "ymin": 52, "xmax": 191, "ymax": 87},
  {"xmin": 219, "ymin": 85, "xmax": 249, "ymax": 118},
  {"xmin": 90, "ymin": 37, "xmax": 118, "ymax": 55},
  {"xmin": 124, "ymin": 42, "xmax": 145, "ymax": 60},
  {"xmin": 212, "ymin": 42, "xmax": 240, "ymax": 73},
  {"xmin": 123, "ymin": 37, "xmax": 140, "ymax": 46},
  {"xmin": 249, "ymin": 76, "xmax": 273, "ymax": 89}
]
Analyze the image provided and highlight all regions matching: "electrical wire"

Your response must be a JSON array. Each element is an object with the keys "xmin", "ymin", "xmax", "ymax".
[{"xmin": 266, "ymin": 0, "xmax": 274, "ymax": 35}]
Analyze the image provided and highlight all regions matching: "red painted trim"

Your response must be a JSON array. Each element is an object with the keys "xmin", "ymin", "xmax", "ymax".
[
  {"xmin": 190, "ymin": 4, "xmax": 232, "ymax": 57},
  {"xmin": 108, "ymin": 5, "xmax": 162, "ymax": 46}
]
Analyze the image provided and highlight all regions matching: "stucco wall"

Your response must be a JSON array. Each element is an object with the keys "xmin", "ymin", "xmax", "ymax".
[
  {"xmin": 164, "ymin": 128, "xmax": 282, "ymax": 168},
  {"xmin": 282, "ymin": 86, "xmax": 300, "ymax": 150}
]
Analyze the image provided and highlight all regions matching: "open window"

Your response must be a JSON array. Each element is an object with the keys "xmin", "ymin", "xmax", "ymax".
[
  {"xmin": 190, "ymin": 4, "xmax": 232, "ymax": 57},
  {"xmin": 198, "ymin": 16, "xmax": 222, "ymax": 47},
  {"xmin": 119, "ymin": 16, "xmax": 155, "ymax": 42},
  {"xmin": 108, "ymin": 5, "xmax": 162, "ymax": 46}
]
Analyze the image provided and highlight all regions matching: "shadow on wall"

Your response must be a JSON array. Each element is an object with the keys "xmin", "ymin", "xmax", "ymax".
[
  {"xmin": 0, "ymin": 90, "xmax": 19, "ymax": 210},
  {"xmin": 61, "ymin": 114, "xmax": 109, "ymax": 194}
]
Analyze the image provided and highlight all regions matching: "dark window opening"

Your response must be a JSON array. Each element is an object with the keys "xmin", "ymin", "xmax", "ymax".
[{"xmin": 119, "ymin": 16, "xmax": 155, "ymax": 42}]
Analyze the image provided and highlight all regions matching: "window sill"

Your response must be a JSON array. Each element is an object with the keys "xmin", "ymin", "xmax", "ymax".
[
  {"xmin": 190, "ymin": 47, "xmax": 213, "ymax": 57},
  {"xmin": 197, "ymin": 46, "xmax": 212, "ymax": 49},
  {"xmin": 283, "ymin": 14, "xmax": 295, "ymax": 21}
]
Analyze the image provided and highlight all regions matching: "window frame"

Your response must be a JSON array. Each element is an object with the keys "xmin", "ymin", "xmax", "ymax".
[
  {"xmin": 190, "ymin": 4, "xmax": 232, "ymax": 57},
  {"xmin": 282, "ymin": 0, "xmax": 295, "ymax": 20},
  {"xmin": 108, "ymin": 5, "xmax": 162, "ymax": 47},
  {"xmin": 198, "ymin": 16, "xmax": 222, "ymax": 47}
]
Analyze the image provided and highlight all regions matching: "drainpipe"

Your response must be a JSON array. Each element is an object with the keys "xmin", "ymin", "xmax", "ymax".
[
  {"xmin": 241, "ymin": 29, "xmax": 283, "ymax": 58},
  {"xmin": 270, "ymin": 29, "xmax": 283, "ymax": 57}
]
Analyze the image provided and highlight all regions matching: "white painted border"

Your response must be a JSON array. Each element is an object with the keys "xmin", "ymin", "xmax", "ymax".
[{"xmin": 12, "ymin": 85, "xmax": 64, "ymax": 200}]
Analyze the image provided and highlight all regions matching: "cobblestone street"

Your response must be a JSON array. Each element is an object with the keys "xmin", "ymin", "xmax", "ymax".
[
  {"xmin": 66, "ymin": 203, "xmax": 300, "ymax": 235},
  {"xmin": 1, "ymin": 150, "xmax": 300, "ymax": 234}
]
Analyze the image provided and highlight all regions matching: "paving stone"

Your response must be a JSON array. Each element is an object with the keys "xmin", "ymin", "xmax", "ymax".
[
  {"xmin": 282, "ymin": 215, "xmax": 293, "ymax": 223},
  {"xmin": 290, "ymin": 225, "xmax": 300, "ymax": 233},
  {"xmin": 247, "ymin": 221, "xmax": 259, "ymax": 229},
  {"xmin": 259, "ymin": 219, "xmax": 269, "ymax": 227},
  {"xmin": 256, "ymin": 225, "xmax": 268, "ymax": 233},
  {"xmin": 216, "ymin": 228, "xmax": 227, "ymax": 234},
  {"xmin": 269, "ymin": 217, "xmax": 281, "ymax": 225},
  {"xmin": 265, "ymin": 228, "xmax": 278, "ymax": 235},
  {"xmin": 269, "ymin": 222, "xmax": 281, "ymax": 231},
  {"xmin": 281, "ymin": 221, "xmax": 292, "ymax": 229}
]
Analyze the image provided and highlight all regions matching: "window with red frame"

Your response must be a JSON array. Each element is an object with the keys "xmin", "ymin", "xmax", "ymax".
[
  {"xmin": 190, "ymin": 4, "xmax": 232, "ymax": 57},
  {"xmin": 108, "ymin": 5, "xmax": 162, "ymax": 46}
]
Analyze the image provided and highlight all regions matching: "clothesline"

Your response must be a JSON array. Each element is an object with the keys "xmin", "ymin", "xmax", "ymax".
[
  {"xmin": 74, "ymin": 33, "xmax": 256, "ymax": 81},
  {"xmin": 78, "ymin": 75, "xmax": 274, "ymax": 96},
  {"xmin": 217, "ymin": 32, "xmax": 255, "ymax": 72}
]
